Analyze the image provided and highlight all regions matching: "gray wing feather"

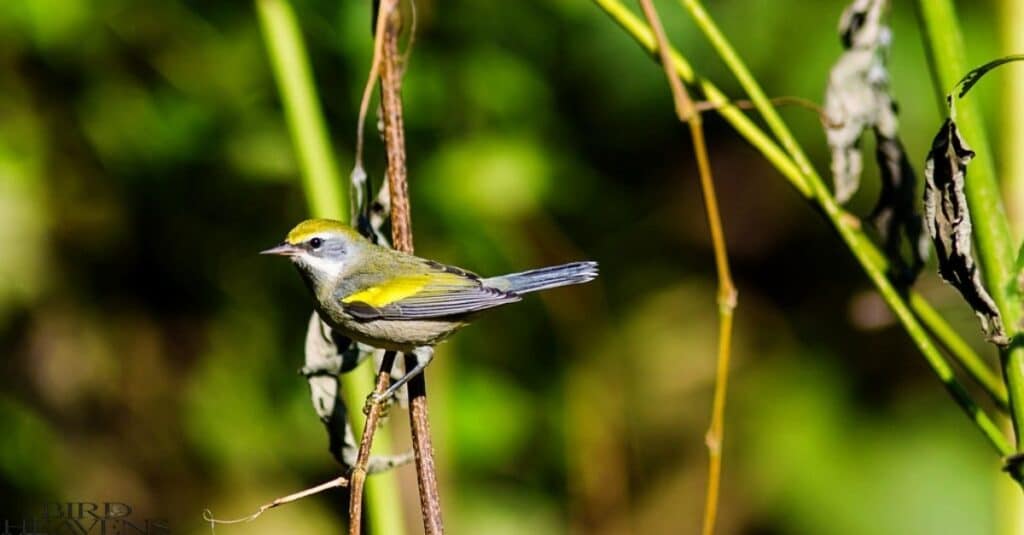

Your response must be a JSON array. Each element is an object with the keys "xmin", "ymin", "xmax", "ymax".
[{"xmin": 345, "ymin": 281, "xmax": 521, "ymax": 321}]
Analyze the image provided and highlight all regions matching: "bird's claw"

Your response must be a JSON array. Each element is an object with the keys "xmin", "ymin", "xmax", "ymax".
[{"xmin": 363, "ymin": 391, "xmax": 391, "ymax": 416}]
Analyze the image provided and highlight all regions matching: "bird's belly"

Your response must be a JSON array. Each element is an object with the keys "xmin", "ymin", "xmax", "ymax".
[{"xmin": 328, "ymin": 315, "xmax": 466, "ymax": 352}]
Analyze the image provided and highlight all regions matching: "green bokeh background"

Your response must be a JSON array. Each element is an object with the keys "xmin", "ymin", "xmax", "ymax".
[{"xmin": 0, "ymin": 0, "xmax": 1017, "ymax": 533}]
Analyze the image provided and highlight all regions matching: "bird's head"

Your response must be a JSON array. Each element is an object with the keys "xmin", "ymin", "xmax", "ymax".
[{"xmin": 261, "ymin": 218, "xmax": 367, "ymax": 290}]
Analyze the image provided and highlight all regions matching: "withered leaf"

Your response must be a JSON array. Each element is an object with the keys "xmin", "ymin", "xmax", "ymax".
[
  {"xmin": 302, "ymin": 313, "xmax": 361, "ymax": 466},
  {"xmin": 824, "ymin": 0, "xmax": 890, "ymax": 204},
  {"xmin": 303, "ymin": 313, "xmax": 411, "ymax": 471},
  {"xmin": 923, "ymin": 119, "xmax": 1007, "ymax": 344},
  {"xmin": 955, "ymin": 54, "xmax": 1024, "ymax": 99},
  {"xmin": 870, "ymin": 133, "xmax": 928, "ymax": 283},
  {"xmin": 825, "ymin": 0, "xmax": 926, "ymax": 283}
]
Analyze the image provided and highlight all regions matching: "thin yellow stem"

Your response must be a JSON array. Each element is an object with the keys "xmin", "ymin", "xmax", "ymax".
[
  {"xmin": 636, "ymin": 2, "xmax": 736, "ymax": 533},
  {"xmin": 682, "ymin": 0, "xmax": 1012, "ymax": 455},
  {"xmin": 703, "ymin": 310, "xmax": 733, "ymax": 535},
  {"xmin": 593, "ymin": 0, "xmax": 1011, "ymax": 457},
  {"xmin": 689, "ymin": 69, "xmax": 737, "ymax": 535}
]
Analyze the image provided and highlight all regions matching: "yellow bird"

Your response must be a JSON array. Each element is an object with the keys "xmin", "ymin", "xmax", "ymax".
[{"xmin": 263, "ymin": 219, "xmax": 598, "ymax": 399}]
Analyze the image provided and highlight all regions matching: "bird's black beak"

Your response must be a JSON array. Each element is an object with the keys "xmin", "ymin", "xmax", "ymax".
[{"xmin": 260, "ymin": 242, "xmax": 302, "ymax": 257}]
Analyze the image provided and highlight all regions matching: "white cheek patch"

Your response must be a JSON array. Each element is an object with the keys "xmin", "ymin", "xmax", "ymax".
[{"xmin": 295, "ymin": 253, "xmax": 344, "ymax": 279}]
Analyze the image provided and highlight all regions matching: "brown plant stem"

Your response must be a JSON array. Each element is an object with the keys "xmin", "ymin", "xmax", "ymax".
[
  {"xmin": 353, "ymin": 1, "xmax": 389, "ymax": 178},
  {"xmin": 206, "ymin": 476, "xmax": 349, "ymax": 527},
  {"xmin": 378, "ymin": 1, "xmax": 444, "ymax": 533},
  {"xmin": 693, "ymin": 96, "xmax": 841, "ymax": 128},
  {"xmin": 349, "ymin": 350, "xmax": 396, "ymax": 535},
  {"xmin": 380, "ymin": 7, "xmax": 413, "ymax": 254},
  {"xmin": 347, "ymin": 3, "xmax": 399, "ymax": 534},
  {"xmin": 636, "ymin": 2, "xmax": 737, "ymax": 534}
]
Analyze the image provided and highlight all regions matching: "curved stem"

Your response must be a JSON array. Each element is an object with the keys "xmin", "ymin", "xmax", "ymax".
[
  {"xmin": 255, "ymin": 1, "xmax": 407, "ymax": 531},
  {"xmin": 678, "ymin": 0, "xmax": 818, "ymax": 187},
  {"xmin": 592, "ymin": 0, "xmax": 1012, "ymax": 456},
  {"xmin": 376, "ymin": 1, "xmax": 445, "ymax": 532},
  {"xmin": 592, "ymin": 0, "xmax": 811, "ymax": 198},
  {"xmin": 636, "ymin": 2, "xmax": 737, "ymax": 533},
  {"xmin": 683, "ymin": 0, "xmax": 1013, "ymax": 455}
]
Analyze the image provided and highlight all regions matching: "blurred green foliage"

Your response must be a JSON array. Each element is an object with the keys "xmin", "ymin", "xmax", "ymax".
[{"xmin": 0, "ymin": 0, "xmax": 1013, "ymax": 533}]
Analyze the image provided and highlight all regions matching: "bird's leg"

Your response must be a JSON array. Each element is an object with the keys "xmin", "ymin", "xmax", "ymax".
[{"xmin": 364, "ymin": 346, "xmax": 433, "ymax": 411}]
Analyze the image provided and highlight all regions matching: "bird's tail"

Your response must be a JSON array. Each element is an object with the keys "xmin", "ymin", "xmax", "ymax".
[{"xmin": 485, "ymin": 261, "xmax": 599, "ymax": 295}]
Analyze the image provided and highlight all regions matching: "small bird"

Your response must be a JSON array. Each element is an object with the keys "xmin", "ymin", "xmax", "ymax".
[{"xmin": 262, "ymin": 218, "xmax": 598, "ymax": 399}]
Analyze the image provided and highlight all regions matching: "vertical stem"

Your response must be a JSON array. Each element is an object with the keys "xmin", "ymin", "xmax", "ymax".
[
  {"xmin": 685, "ymin": 78, "xmax": 737, "ymax": 535},
  {"xmin": 688, "ymin": 115, "xmax": 737, "ymax": 535},
  {"xmin": 349, "ymin": 352, "xmax": 397, "ymax": 535},
  {"xmin": 255, "ymin": 0, "xmax": 343, "ymax": 218},
  {"xmin": 911, "ymin": 293, "xmax": 1009, "ymax": 410},
  {"xmin": 403, "ymin": 353, "xmax": 443, "ymax": 533},
  {"xmin": 1001, "ymin": 0, "xmax": 1024, "ymax": 240},
  {"xmin": 348, "ymin": 2, "xmax": 410, "ymax": 533},
  {"xmin": 916, "ymin": 0, "xmax": 1024, "ymax": 481},
  {"xmin": 254, "ymin": 1, "xmax": 406, "ymax": 532},
  {"xmin": 998, "ymin": 0, "xmax": 1024, "ymax": 523},
  {"xmin": 636, "ymin": 2, "xmax": 737, "ymax": 534},
  {"xmin": 377, "ymin": 1, "xmax": 445, "ymax": 532}
]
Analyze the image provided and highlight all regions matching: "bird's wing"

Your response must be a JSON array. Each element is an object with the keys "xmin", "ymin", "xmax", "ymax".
[{"xmin": 340, "ymin": 264, "xmax": 520, "ymax": 321}]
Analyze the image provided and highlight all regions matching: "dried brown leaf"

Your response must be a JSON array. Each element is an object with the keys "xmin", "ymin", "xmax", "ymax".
[
  {"xmin": 870, "ymin": 134, "xmax": 928, "ymax": 283},
  {"xmin": 923, "ymin": 118, "xmax": 1007, "ymax": 344},
  {"xmin": 825, "ymin": 0, "xmax": 926, "ymax": 283},
  {"xmin": 303, "ymin": 312, "xmax": 412, "ymax": 472}
]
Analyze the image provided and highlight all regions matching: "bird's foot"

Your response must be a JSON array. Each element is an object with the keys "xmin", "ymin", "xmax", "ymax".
[{"xmin": 363, "ymin": 390, "xmax": 393, "ymax": 417}]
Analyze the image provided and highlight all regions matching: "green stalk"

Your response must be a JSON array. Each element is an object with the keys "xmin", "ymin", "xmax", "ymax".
[
  {"xmin": 681, "ymin": 0, "xmax": 1013, "ymax": 454},
  {"xmin": 1001, "ymin": 0, "xmax": 1024, "ymax": 240},
  {"xmin": 256, "ymin": 0, "xmax": 408, "ymax": 531},
  {"xmin": 910, "ymin": 292, "xmax": 1008, "ymax": 410},
  {"xmin": 591, "ymin": 0, "xmax": 1012, "ymax": 456},
  {"xmin": 255, "ymin": 0, "xmax": 342, "ymax": 218},
  {"xmin": 998, "ymin": 0, "xmax": 1024, "ymax": 523},
  {"xmin": 678, "ymin": 0, "xmax": 818, "ymax": 187},
  {"xmin": 591, "ymin": 0, "xmax": 811, "ymax": 198},
  {"xmin": 680, "ymin": 0, "xmax": 1008, "ymax": 409},
  {"xmin": 916, "ymin": 0, "xmax": 1024, "ymax": 471}
]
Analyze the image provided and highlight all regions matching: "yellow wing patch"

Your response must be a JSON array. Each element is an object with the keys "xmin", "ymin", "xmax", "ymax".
[
  {"xmin": 342, "ymin": 274, "xmax": 434, "ymax": 307},
  {"xmin": 342, "ymin": 272, "xmax": 472, "ymax": 307}
]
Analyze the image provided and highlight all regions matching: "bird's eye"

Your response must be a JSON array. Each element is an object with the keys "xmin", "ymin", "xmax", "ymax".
[{"xmin": 310, "ymin": 237, "xmax": 323, "ymax": 249}]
